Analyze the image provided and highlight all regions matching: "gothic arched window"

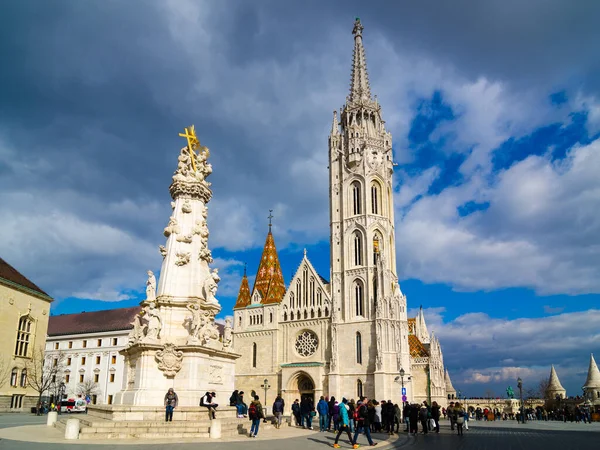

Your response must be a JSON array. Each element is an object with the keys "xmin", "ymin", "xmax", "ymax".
[
  {"xmin": 354, "ymin": 280, "xmax": 364, "ymax": 317},
  {"xmin": 20, "ymin": 369, "xmax": 27, "ymax": 387},
  {"xmin": 352, "ymin": 181, "xmax": 362, "ymax": 215},
  {"xmin": 252, "ymin": 343, "xmax": 257, "ymax": 368},
  {"xmin": 357, "ymin": 379, "xmax": 364, "ymax": 397},
  {"xmin": 356, "ymin": 333, "xmax": 363, "ymax": 364},
  {"xmin": 10, "ymin": 368, "xmax": 17, "ymax": 387},
  {"xmin": 354, "ymin": 232, "xmax": 363, "ymax": 266},
  {"xmin": 371, "ymin": 182, "xmax": 381, "ymax": 215},
  {"xmin": 373, "ymin": 234, "xmax": 383, "ymax": 265},
  {"xmin": 290, "ymin": 292, "xmax": 295, "ymax": 309},
  {"xmin": 15, "ymin": 315, "xmax": 33, "ymax": 357}
]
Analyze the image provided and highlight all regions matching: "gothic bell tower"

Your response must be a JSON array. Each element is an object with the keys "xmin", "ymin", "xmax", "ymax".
[{"xmin": 328, "ymin": 18, "xmax": 410, "ymax": 401}]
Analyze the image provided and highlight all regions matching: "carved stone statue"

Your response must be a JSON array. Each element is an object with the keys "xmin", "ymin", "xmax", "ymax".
[
  {"xmin": 203, "ymin": 269, "xmax": 219, "ymax": 304},
  {"xmin": 222, "ymin": 317, "xmax": 233, "ymax": 350},
  {"xmin": 330, "ymin": 324, "xmax": 338, "ymax": 371},
  {"xmin": 186, "ymin": 303, "xmax": 202, "ymax": 341},
  {"xmin": 182, "ymin": 199, "xmax": 192, "ymax": 213},
  {"xmin": 146, "ymin": 270, "xmax": 156, "ymax": 302},
  {"xmin": 175, "ymin": 252, "xmax": 191, "ymax": 266},
  {"xmin": 159, "ymin": 245, "xmax": 167, "ymax": 258},
  {"xmin": 164, "ymin": 217, "xmax": 180, "ymax": 237},
  {"xmin": 144, "ymin": 303, "xmax": 162, "ymax": 341},
  {"xmin": 176, "ymin": 234, "xmax": 193, "ymax": 244},
  {"xmin": 198, "ymin": 247, "xmax": 213, "ymax": 263},
  {"xmin": 128, "ymin": 313, "xmax": 147, "ymax": 345}
]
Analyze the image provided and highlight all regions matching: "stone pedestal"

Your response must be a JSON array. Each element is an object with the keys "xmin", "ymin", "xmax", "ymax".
[
  {"xmin": 209, "ymin": 419, "xmax": 222, "ymax": 439},
  {"xmin": 64, "ymin": 418, "xmax": 80, "ymax": 440},
  {"xmin": 47, "ymin": 411, "xmax": 58, "ymax": 426}
]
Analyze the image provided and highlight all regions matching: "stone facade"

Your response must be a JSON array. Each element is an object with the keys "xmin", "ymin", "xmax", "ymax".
[
  {"xmin": 0, "ymin": 258, "xmax": 53, "ymax": 412},
  {"xmin": 232, "ymin": 19, "xmax": 449, "ymax": 409}
]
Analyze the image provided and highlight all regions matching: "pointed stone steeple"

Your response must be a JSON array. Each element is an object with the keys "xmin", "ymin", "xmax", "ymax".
[
  {"xmin": 252, "ymin": 226, "xmax": 286, "ymax": 305},
  {"xmin": 445, "ymin": 370, "xmax": 457, "ymax": 398},
  {"xmin": 415, "ymin": 306, "xmax": 430, "ymax": 344},
  {"xmin": 584, "ymin": 353, "xmax": 600, "ymax": 389},
  {"xmin": 349, "ymin": 18, "xmax": 372, "ymax": 103},
  {"xmin": 546, "ymin": 365, "xmax": 566, "ymax": 399},
  {"xmin": 234, "ymin": 264, "xmax": 251, "ymax": 309}
]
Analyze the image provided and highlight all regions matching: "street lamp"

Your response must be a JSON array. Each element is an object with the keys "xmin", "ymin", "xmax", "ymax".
[
  {"xmin": 261, "ymin": 378, "xmax": 271, "ymax": 422},
  {"xmin": 517, "ymin": 377, "xmax": 525, "ymax": 424},
  {"xmin": 57, "ymin": 382, "xmax": 66, "ymax": 415}
]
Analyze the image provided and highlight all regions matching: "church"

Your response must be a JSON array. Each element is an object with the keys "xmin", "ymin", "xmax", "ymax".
[{"xmin": 231, "ymin": 18, "xmax": 448, "ymax": 408}]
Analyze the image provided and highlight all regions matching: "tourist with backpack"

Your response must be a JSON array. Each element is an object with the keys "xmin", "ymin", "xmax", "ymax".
[
  {"xmin": 248, "ymin": 395, "xmax": 264, "ymax": 438},
  {"xmin": 352, "ymin": 396, "xmax": 376, "ymax": 447},
  {"xmin": 272, "ymin": 394, "xmax": 285, "ymax": 429},
  {"xmin": 333, "ymin": 398, "xmax": 355, "ymax": 448}
]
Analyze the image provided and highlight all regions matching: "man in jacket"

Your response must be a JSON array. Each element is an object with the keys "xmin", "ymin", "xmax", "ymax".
[
  {"xmin": 291, "ymin": 399, "xmax": 301, "ymax": 426},
  {"xmin": 272, "ymin": 394, "xmax": 285, "ymax": 429},
  {"xmin": 248, "ymin": 395, "xmax": 264, "ymax": 438},
  {"xmin": 317, "ymin": 396, "xmax": 329, "ymax": 432},
  {"xmin": 352, "ymin": 397, "xmax": 376, "ymax": 448}
]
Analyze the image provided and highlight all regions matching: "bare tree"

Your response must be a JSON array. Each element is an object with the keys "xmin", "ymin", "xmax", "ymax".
[
  {"xmin": 539, "ymin": 378, "xmax": 550, "ymax": 400},
  {"xmin": 25, "ymin": 348, "xmax": 65, "ymax": 415},
  {"xmin": 0, "ymin": 355, "xmax": 12, "ymax": 388},
  {"xmin": 76, "ymin": 379, "xmax": 102, "ymax": 399}
]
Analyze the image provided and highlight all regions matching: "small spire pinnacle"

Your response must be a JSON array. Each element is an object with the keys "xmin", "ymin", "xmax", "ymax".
[
  {"xmin": 331, "ymin": 110, "xmax": 338, "ymax": 134},
  {"xmin": 349, "ymin": 17, "xmax": 371, "ymax": 102},
  {"xmin": 268, "ymin": 209, "xmax": 274, "ymax": 231},
  {"xmin": 243, "ymin": 262, "xmax": 247, "ymax": 277}
]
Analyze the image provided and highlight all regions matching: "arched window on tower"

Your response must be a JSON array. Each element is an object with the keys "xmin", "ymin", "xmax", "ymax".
[
  {"xmin": 252, "ymin": 343, "xmax": 257, "ymax": 368},
  {"xmin": 296, "ymin": 280, "xmax": 302, "ymax": 308},
  {"xmin": 354, "ymin": 281, "xmax": 364, "ymax": 317},
  {"xmin": 352, "ymin": 182, "xmax": 362, "ymax": 215},
  {"xmin": 356, "ymin": 333, "xmax": 363, "ymax": 364},
  {"xmin": 20, "ymin": 369, "xmax": 27, "ymax": 387},
  {"xmin": 357, "ymin": 379, "xmax": 364, "ymax": 397},
  {"xmin": 373, "ymin": 234, "xmax": 382, "ymax": 265},
  {"xmin": 371, "ymin": 182, "xmax": 381, "ymax": 215},
  {"xmin": 354, "ymin": 232, "xmax": 363, "ymax": 266},
  {"xmin": 15, "ymin": 315, "xmax": 33, "ymax": 357},
  {"xmin": 10, "ymin": 368, "xmax": 17, "ymax": 387}
]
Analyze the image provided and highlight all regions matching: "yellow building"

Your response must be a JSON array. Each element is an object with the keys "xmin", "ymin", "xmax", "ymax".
[{"xmin": 0, "ymin": 257, "xmax": 53, "ymax": 412}]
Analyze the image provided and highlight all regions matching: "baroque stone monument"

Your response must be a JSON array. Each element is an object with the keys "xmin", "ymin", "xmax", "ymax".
[{"xmin": 114, "ymin": 126, "xmax": 239, "ymax": 406}]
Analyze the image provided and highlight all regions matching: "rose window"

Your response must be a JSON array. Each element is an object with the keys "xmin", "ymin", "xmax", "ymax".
[{"xmin": 295, "ymin": 330, "xmax": 319, "ymax": 357}]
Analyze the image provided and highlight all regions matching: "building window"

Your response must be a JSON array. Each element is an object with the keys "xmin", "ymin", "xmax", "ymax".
[
  {"xmin": 112, "ymin": 338, "xmax": 118, "ymax": 346},
  {"xmin": 353, "ymin": 232, "xmax": 363, "ymax": 266},
  {"xmin": 15, "ymin": 316, "xmax": 33, "ymax": 357},
  {"xmin": 111, "ymin": 355, "xmax": 117, "ymax": 364},
  {"xmin": 252, "ymin": 343, "xmax": 257, "ymax": 368},
  {"xmin": 54, "ymin": 342, "xmax": 59, "ymax": 350},
  {"xmin": 96, "ymin": 356, "xmax": 101, "ymax": 365},
  {"xmin": 68, "ymin": 341, "xmax": 73, "ymax": 349},
  {"xmin": 10, "ymin": 368, "xmax": 18, "ymax": 387},
  {"xmin": 356, "ymin": 333, "xmax": 362, "ymax": 364},
  {"xmin": 81, "ymin": 357, "xmax": 86, "ymax": 365},
  {"xmin": 19, "ymin": 369, "xmax": 27, "ymax": 387},
  {"xmin": 53, "ymin": 358, "xmax": 58, "ymax": 367},
  {"xmin": 97, "ymin": 339, "xmax": 102, "ymax": 347},
  {"xmin": 10, "ymin": 395, "xmax": 24, "ymax": 409},
  {"xmin": 354, "ymin": 280, "xmax": 364, "ymax": 316},
  {"xmin": 82, "ymin": 340, "xmax": 87, "ymax": 348},
  {"xmin": 107, "ymin": 395, "xmax": 113, "ymax": 405},
  {"xmin": 371, "ymin": 182, "xmax": 381, "ymax": 215},
  {"xmin": 67, "ymin": 358, "xmax": 72, "ymax": 366},
  {"xmin": 357, "ymin": 379, "xmax": 363, "ymax": 398},
  {"xmin": 110, "ymin": 373, "xmax": 115, "ymax": 383},
  {"xmin": 352, "ymin": 181, "xmax": 362, "ymax": 215},
  {"xmin": 79, "ymin": 374, "xmax": 84, "ymax": 383},
  {"xmin": 92, "ymin": 395, "xmax": 97, "ymax": 405},
  {"xmin": 94, "ymin": 374, "xmax": 99, "ymax": 383},
  {"xmin": 65, "ymin": 374, "xmax": 70, "ymax": 383}
]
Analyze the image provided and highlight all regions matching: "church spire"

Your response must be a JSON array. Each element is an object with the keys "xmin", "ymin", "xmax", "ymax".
[
  {"xmin": 349, "ymin": 17, "xmax": 372, "ymax": 103},
  {"xmin": 547, "ymin": 365, "xmax": 566, "ymax": 398},
  {"xmin": 584, "ymin": 353, "xmax": 600, "ymax": 389},
  {"xmin": 234, "ymin": 268, "xmax": 251, "ymax": 309},
  {"xmin": 252, "ymin": 223, "xmax": 286, "ymax": 305}
]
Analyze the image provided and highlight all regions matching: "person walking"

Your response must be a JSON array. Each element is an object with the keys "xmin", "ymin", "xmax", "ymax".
[
  {"xmin": 431, "ymin": 401, "xmax": 440, "ymax": 433},
  {"xmin": 348, "ymin": 399, "xmax": 356, "ymax": 433},
  {"xmin": 454, "ymin": 402, "xmax": 465, "ymax": 436},
  {"xmin": 447, "ymin": 402, "xmax": 455, "ymax": 431},
  {"xmin": 327, "ymin": 396, "xmax": 336, "ymax": 431},
  {"xmin": 333, "ymin": 398, "xmax": 355, "ymax": 449},
  {"xmin": 393, "ymin": 404, "xmax": 402, "ymax": 433},
  {"xmin": 164, "ymin": 388, "xmax": 178, "ymax": 422},
  {"xmin": 292, "ymin": 399, "xmax": 301, "ymax": 426},
  {"xmin": 408, "ymin": 404, "xmax": 419, "ymax": 435},
  {"xmin": 272, "ymin": 394, "xmax": 285, "ymax": 429},
  {"xmin": 317, "ymin": 396, "xmax": 329, "ymax": 432},
  {"xmin": 353, "ymin": 397, "xmax": 376, "ymax": 447},
  {"xmin": 300, "ymin": 397, "xmax": 313, "ymax": 429},
  {"xmin": 419, "ymin": 402, "xmax": 428, "ymax": 434},
  {"xmin": 463, "ymin": 407, "xmax": 469, "ymax": 431},
  {"xmin": 248, "ymin": 395, "xmax": 264, "ymax": 438}
]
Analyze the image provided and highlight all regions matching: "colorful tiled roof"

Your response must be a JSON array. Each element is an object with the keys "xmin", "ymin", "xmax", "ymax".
[
  {"xmin": 234, "ymin": 273, "xmax": 251, "ymax": 309},
  {"xmin": 48, "ymin": 306, "xmax": 142, "ymax": 336},
  {"xmin": 408, "ymin": 334, "xmax": 429, "ymax": 358},
  {"xmin": 252, "ymin": 230, "xmax": 286, "ymax": 305},
  {"xmin": 0, "ymin": 257, "xmax": 52, "ymax": 299}
]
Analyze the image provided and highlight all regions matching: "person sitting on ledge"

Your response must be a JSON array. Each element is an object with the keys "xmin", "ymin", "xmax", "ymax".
[{"xmin": 200, "ymin": 391, "xmax": 218, "ymax": 419}]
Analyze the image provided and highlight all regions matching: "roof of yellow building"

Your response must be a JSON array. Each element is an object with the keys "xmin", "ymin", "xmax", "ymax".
[{"xmin": 252, "ymin": 229, "xmax": 286, "ymax": 305}]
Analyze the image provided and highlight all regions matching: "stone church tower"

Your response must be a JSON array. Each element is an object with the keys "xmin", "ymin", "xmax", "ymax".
[{"xmin": 327, "ymin": 17, "xmax": 410, "ymax": 400}]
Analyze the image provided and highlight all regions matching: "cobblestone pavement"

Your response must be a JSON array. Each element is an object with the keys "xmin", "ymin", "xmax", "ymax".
[{"xmin": 1, "ymin": 415, "xmax": 599, "ymax": 450}]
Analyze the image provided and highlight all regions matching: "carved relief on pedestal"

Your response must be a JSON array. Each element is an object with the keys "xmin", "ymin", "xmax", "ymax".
[
  {"xmin": 185, "ymin": 303, "xmax": 220, "ymax": 345},
  {"xmin": 175, "ymin": 252, "xmax": 191, "ymax": 266},
  {"xmin": 155, "ymin": 343, "xmax": 184, "ymax": 377},
  {"xmin": 209, "ymin": 364, "xmax": 223, "ymax": 384}
]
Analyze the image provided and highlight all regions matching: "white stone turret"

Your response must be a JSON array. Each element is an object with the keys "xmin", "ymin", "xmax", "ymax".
[
  {"xmin": 415, "ymin": 306, "xmax": 430, "ymax": 344},
  {"xmin": 445, "ymin": 370, "xmax": 457, "ymax": 399},
  {"xmin": 584, "ymin": 354, "xmax": 600, "ymax": 404},
  {"xmin": 546, "ymin": 365, "xmax": 566, "ymax": 399}
]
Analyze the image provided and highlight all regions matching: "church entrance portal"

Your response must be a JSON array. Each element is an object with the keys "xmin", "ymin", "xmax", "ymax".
[{"xmin": 288, "ymin": 372, "xmax": 315, "ymax": 404}]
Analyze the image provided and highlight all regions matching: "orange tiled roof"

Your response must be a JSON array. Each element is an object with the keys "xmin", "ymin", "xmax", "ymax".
[
  {"xmin": 234, "ymin": 273, "xmax": 251, "ymax": 309},
  {"xmin": 252, "ymin": 230, "xmax": 286, "ymax": 305},
  {"xmin": 409, "ymin": 334, "xmax": 429, "ymax": 358}
]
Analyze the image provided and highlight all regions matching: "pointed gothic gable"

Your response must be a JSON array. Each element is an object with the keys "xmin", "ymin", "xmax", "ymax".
[
  {"xmin": 252, "ymin": 230, "xmax": 286, "ymax": 305},
  {"xmin": 282, "ymin": 252, "xmax": 332, "ymax": 314},
  {"xmin": 234, "ymin": 274, "xmax": 251, "ymax": 309}
]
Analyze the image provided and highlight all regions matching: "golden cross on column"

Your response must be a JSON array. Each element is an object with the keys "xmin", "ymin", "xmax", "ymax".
[{"xmin": 178, "ymin": 125, "xmax": 200, "ymax": 172}]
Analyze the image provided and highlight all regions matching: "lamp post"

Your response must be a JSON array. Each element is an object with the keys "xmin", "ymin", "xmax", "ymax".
[
  {"xmin": 394, "ymin": 368, "xmax": 407, "ymax": 404},
  {"xmin": 517, "ymin": 377, "xmax": 525, "ymax": 424},
  {"xmin": 261, "ymin": 378, "xmax": 271, "ymax": 422},
  {"xmin": 57, "ymin": 382, "xmax": 66, "ymax": 415}
]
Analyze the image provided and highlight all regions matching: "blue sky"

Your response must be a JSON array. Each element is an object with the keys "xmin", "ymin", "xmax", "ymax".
[{"xmin": 1, "ymin": 0, "xmax": 599, "ymax": 398}]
